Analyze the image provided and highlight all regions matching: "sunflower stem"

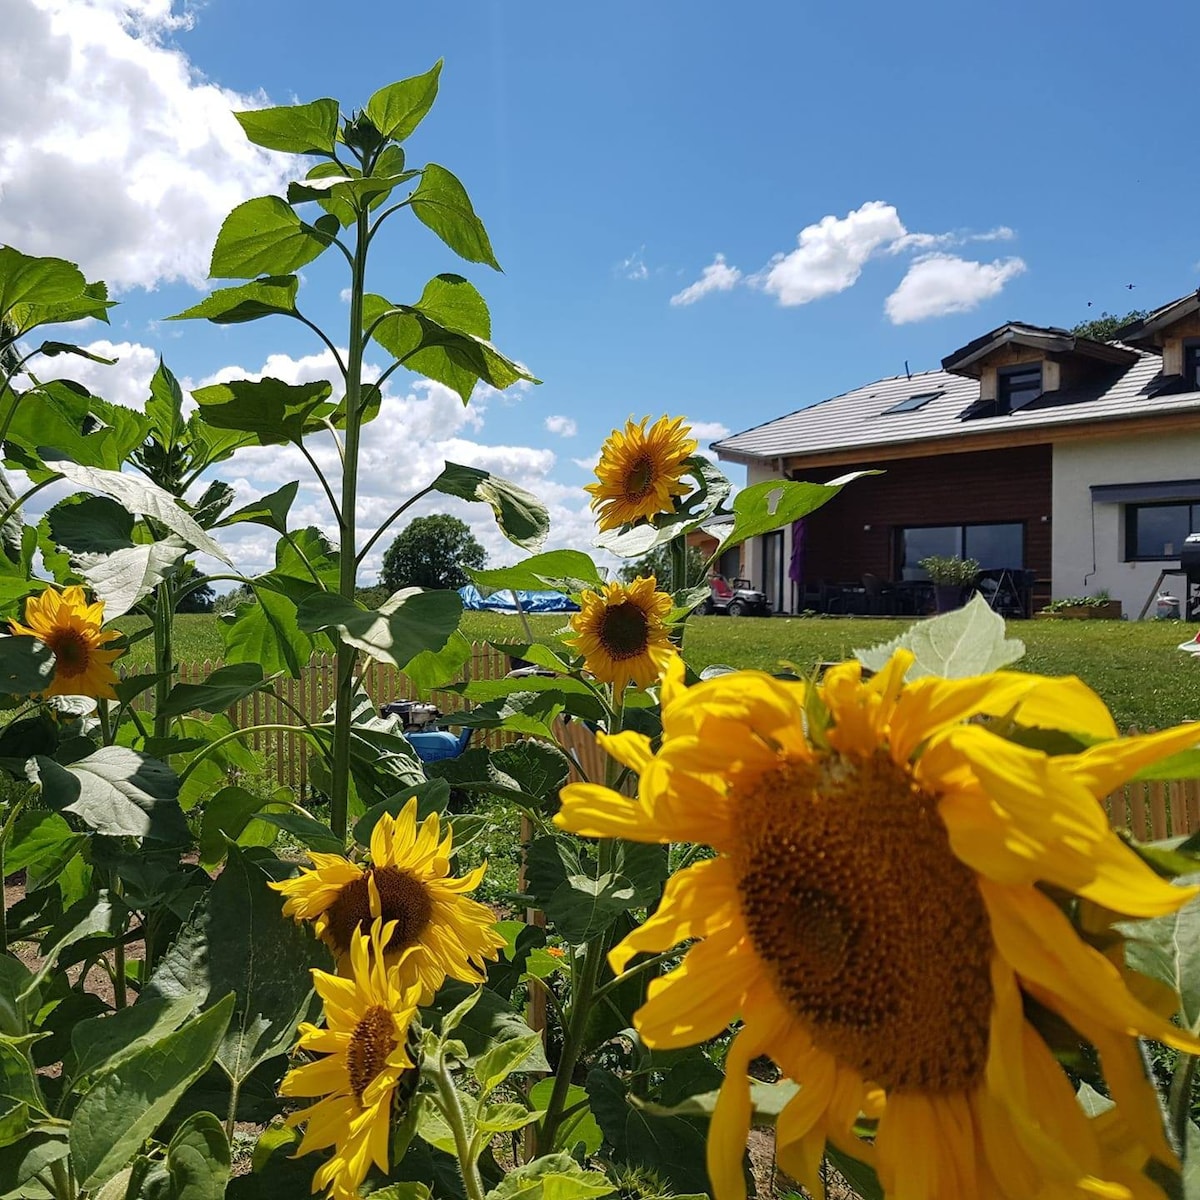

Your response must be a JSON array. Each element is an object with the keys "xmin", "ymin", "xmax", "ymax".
[
  {"xmin": 433, "ymin": 1047, "xmax": 486, "ymax": 1200},
  {"xmin": 1168, "ymin": 1050, "xmax": 1197, "ymax": 1185},
  {"xmin": 0, "ymin": 791, "xmax": 26, "ymax": 955}
]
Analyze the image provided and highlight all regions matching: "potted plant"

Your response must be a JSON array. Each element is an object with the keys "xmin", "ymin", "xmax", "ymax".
[
  {"xmin": 1036, "ymin": 592, "xmax": 1123, "ymax": 620},
  {"xmin": 918, "ymin": 555, "xmax": 980, "ymax": 613}
]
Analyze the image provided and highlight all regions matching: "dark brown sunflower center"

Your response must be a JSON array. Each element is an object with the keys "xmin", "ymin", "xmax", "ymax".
[
  {"xmin": 47, "ymin": 629, "xmax": 91, "ymax": 677},
  {"xmin": 598, "ymin": 601, "xmax": 650, "ymax": 660},
  {"xmin": 346, "ymin": 1004, "xmax": 397, "ymax": 1101},
  {"xmin": 732, "ymin": 751, "xmax": 994, "ymax": 1094},
  {"xmin": 623, "ymin": 454, "xmax": 656, "ymax": 500},
  {"xmin": 324, "ymin": 865, "xmax": 434, "ymax": 955}
]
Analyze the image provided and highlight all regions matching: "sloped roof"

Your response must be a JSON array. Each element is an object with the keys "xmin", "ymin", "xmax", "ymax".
[
  {"xmin": 1114, "ymin": 290, "xmax": 1200, "ymax": 351},
  {"xmin": 941, "ymin": 322, "xmax": 1137, "ymax": 376},
  {"xmin": 712, "ymin": 350, "xmax": 1200, "ymax": 466}
]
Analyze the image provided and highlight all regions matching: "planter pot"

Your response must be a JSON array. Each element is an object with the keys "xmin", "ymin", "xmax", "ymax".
[
  {"xmin": 934, "ymin": 584, "xmax": 964, "ymax": 613},
  {"xmin": 1035, "ymin": 601, "xmax": 1123, "ymax": 620}
]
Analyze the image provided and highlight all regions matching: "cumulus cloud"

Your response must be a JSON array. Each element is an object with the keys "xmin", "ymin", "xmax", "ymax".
[
  {"xmin": 670, "ymin": 254, "xmax": 742, "ymax": 307},
  {"xmin": 544, "ymin": 415, "xmax": 577, "ymax": 437},
  {"xmin": 0, "ymin": 0, "xmax": 292, "ymax": 291},
  {"xmin": 884, "ymin": 254, "xmax": 1027, "ymax": 325},
  {"xmin": 753, "ymin": 202, "xmax": 906, "ymax": 306}
]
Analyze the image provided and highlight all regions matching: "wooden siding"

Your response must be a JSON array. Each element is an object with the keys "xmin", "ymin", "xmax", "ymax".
[{"xmin": 796, "ymin": 443, "xmax": 1053, "ymax": 598}]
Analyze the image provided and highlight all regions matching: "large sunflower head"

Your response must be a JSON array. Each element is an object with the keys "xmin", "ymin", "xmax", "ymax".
[
  {"xmin": 556, "ymin": 651, "xmax": 1200, "ymax": 1200},
  {"xmin": 280, "ymin": 918, "xmax": 422, "ymax": 1200},
  {"xmin": 566, "ymin": 576, "xmax": 678, "ymax": 694},
  {"xmin": 584, "ymin": 415, "xmax": 697, "ymax": 531},
  {"xmin": 10, "ymin": 585, "xmax": 122, "ymax": 699},
  {"xmin": 271, "ymin": 798, "xmax": 504, "ymax": 1002}
]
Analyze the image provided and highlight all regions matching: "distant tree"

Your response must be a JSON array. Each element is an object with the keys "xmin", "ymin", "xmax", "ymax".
[
  {"xmin": 380, "ymin": 514, "xmax": 487, "ymax": 592},
  {"xmin": 618, "ymin": 542, "xmax": 708, "ymax": 589},
  {"xmin": 1072, "ymin": 309, "xmax": 1147, "ymax": 343},
  {"xmin": 176, "ymin": 566, "xmax": 216, "ymax": 613},
  {"xmin": 213, "ymin": 582, "xmax": 255, "ymax": 616}
]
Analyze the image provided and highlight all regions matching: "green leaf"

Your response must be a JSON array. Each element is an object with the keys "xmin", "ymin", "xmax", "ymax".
[
  {"xmin": 190, "ymin": 378, "xmax": 333, "ymax": 446},
  {"xmin": 1117, "ymin": 877, "xmax": 1200, "ymax": 1028},
  {"xmin": 467, "ymin": 550, "xmax": 603, "ymax": 595},
  {"xmin": 528, "ymin": 1080, "xmax": 601, "ymax": 1155},
  {"xmin": 221, "ymin": 590, "xmax": 314, "ymax": 679},
  {"xmin": 168, "ymin": 276, "xmax": 300, "ymax": 325},
  {"xmin": 197, "ymin": 786, "xmax": 279, "ymax": 867},
  {"xmin": 296, "ymin": 588, "xmax": 461, "ymax": 669},
  {"xmin": 451, "ymin": 690, "xmax": 568, "ymax": 740},
  {"xmin": 44, "ymin": 460, "xmax": 231, "ymax": 565},
  {"xmin": 74, "ymin": 537, "xmax": 188, "ymax": 619},
  {"xmin": 366, "ymin": 1185, "xmax": 432, "ymax": 1200},
  {"xmin": 0, "ymin": 248, "xmax": 85, "ymax": 322},
  {"xmin": 234, "ymin": 99, "xmax": 340, "ymax": 155},
  {"xmin": 483, "ymin": 1151, "xmax": 614, "ymax": 1200},
  {"xmin": 32, "ymin": 747, "xmax": 187, "ymax": 842},
  {"xmin": 5, "ymin": 811, "xmax": 83, "ymax": 882},
  {"xmin": 0, "ymin": 1129, "xmax": 68, "ymax": 1194},
  {"xmin": 0, "ymin": 636, "xmax": 56, "ymax": 695},
  {"xmin": 206, "ymin": 846, "xmax": 325, "ymax": 1086},
  {"xmin": 402, "ymin": 629, "xmax": 473, "ymax": 692},
  {"xmin": 209, "ymin": 196, "xmax": 332, "ymax": 280},
  {"xmin": 7, "ymin": 279, "xmax": 112, "ymax": 337},
  {"xmin": 825, "ymin": 1145, "xmax": 885, "ymax": 1200},
  {"xmin": 0, "ymin": 1039, "xmax": 46, "ymax": 1110},
  {"xmin": 855, "ymin": 592, "xmax": 1026, "ymax": 680},
  {"xmin": 429, "ymin": 984, "xmax": 549, "ymax": 1073},
  {"xmin": 70, "ymin": 993, "xmax": 200, "ymax": 1083},
  {"xmin": 431, "ymin": 463, "xmax": 548, "ymax": 552},
  {"xmin": 160, "ymin": 664, "xmax": 266, "ymax": 718},
  {"xmin": 38, "ymin": 341, "xmax": 116, "ymax": 365},
  {"xmin": 150, "ymin": 1111, "xmax": 230, "ymax": 1200},
  {"xmin": 473, "ymin": 1034, "xmax": 543, "ymax": 1099},
  {"xmin": 68, "ymin": 993, "xmax": 234, "ymax": 1190},
  {"xmin": 45, "ymin": 495, "xmax": 134, "ymax": 555},
  {"xmin": 365, "ymin": 62, "xmax": 442, "ymax": 141},
  {"xmin": 215, "ymin": 481, "xmax": 298, "ymax": 535},
  {"xmin": 353, "ymin": 779, "xmax": 451, "ymax": 845},
  {"xmin": 409, "ymin": 164, "xmax": 500, "ymax": 269},
  {"xmin": 252, "ymin": 810, "xmax": 341, "ymax": 854},
  {"xmin": 28, "ymin": 892, "xmax": 125, "ymax": 996}
]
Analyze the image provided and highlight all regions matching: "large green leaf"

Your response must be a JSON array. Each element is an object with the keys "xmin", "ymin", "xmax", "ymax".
[
  {"xmin": 190, "ymin": 377, "xmax": 333, "ymax": 445},
  {"xmin": 7, "ymin": 279, "xmax": 112, "ymax": 337},
  {"xmin": 1118, "ymin": 877, "xmax": 1200, "ymax": 1028},
  {"xmin": 0, "ymin": 248, "xmax": 85, "ymax": 322},
  {"xmin": 402, "ymin": 629, "xmax": 473, "ymax": 692},
  {"xmin": 209, "ymin": 196, "xmax": 332, "ymax": 280},
  {"xmin": 220, "ymin": 590, "xmax": 314, "ymax": 679},
  {"xmin": 296, "ymin": 588, "xmax": 461, "ymax": 669},
  {"xmin": 234, "ymin": 99, "xmax": 340, "ymax": 155},
  {"xmin": 32, "ymin": 748, "xmax": 187, "ymax": 842},
  {"xmin": 467, "ymin": 549, "xmax": 603, "ymax": 594},
  {"xmin": 73, "ymin": 537, "xmax": 188, "ymax": 619},
  {"xmin": 168, "ymin": 276, "xmax": 300, "ymax": 325},
  {"xmin": 0, "ymin": 635, "xmax": 56, "ymax": 695},
  {"xmin": 44, "ymin": 460, "xmax": 231, "ymax": 565},
  {"xmin": 365, "ymin": 62, "xmax": 442, "ymax": 141},
  {"xmin": 431, "ymin": 463, "xmax": 548, "ymax": 552},
  {"xmin": 215, "ymin": 481, "xmax": 298, "ymax": 535},
  {"xmin": 483, "ymin": 1152, "xmax": 613, "ymax": 1200},
  {"xmin": 428, "ymin": 983, "xmax": 549, "ymax": 1073},
  {"xmin": 0, "ymin": 1129, "xmax": 68, "ymax": 1193},
  {"xmin": 70, "ymin": 993, "xmax": 200, "ymax": 1083},
  {"xmin": 160, "ymin": 664, "xmax": 266, "ymax": 718},
  {"xmin": 197, "ymin": 786, "xmax": 280, "ymax": 867},
  {"xmin": 5, "ymin": 810, "xmax": 83, "ymax": 883},
  {"xmin": 144, "ymin": 1111, "xmax": 230, "ymax": 1200},
  {"xmin": 68, "ymin": 993, "xmax": 234, "ymax": 1190},
  {"xmin": 492, "ymin": 741, "xmax": 571, "ymax": 809},
  {"xmin": 5, "ymin": 381, "xmax": 145, "ymax": 474},
  {"xmin": 409, "ymin": 164, "xmax": 500, "ymax": 269},
  {"xmin": 856, "ymin": 592, "xmax": 1025, "ymax": 680},
  {"xmin": 45, "ymin": 495, "xmax": 134, "ymax": 555},
  {"xmin": 206, "ymin": 846, "xmax": 325, "ymax": 1085}
]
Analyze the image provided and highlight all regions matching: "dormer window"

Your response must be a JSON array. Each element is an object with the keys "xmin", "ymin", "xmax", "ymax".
[
  {"xmin": 1185, "ymin": 342, "xmax": 1200, "ymax": 390},
  {"xmin": 997, "ymin": 365, "xmax": 1042, "ymax": 414}
]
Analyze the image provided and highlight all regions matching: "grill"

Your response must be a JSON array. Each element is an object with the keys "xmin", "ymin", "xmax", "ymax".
[{"xmin": 1182, "ymin": 534, "xmax": 1200, "ymax": 584}]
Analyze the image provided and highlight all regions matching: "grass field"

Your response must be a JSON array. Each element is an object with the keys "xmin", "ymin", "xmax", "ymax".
[{"xmin": 113, "ymin": 611, "xmax": 1200, "ymax": 732}]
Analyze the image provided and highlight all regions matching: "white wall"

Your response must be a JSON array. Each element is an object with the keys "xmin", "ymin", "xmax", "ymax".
[{"xmin": 1052, "ymin": 432, "xmax": 1200, "ymax": 618}]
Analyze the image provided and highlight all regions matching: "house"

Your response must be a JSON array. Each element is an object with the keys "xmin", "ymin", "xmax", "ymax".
[{"xmin": 711, "ymin": 289, "xmax": 1200, "ymax": 618}]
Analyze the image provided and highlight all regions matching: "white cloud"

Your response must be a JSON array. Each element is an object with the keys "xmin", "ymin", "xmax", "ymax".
[
  {"xmin": 617, "ymin": 248, "xmax": 649, "ymax": 281},
  {"xmin": 34, "ymin": 338, "xmax": 161, "ymax": 409},
  {"xmin": 0, "ymin": 0, "xmax": 292, "ymax": 291},
  {"xmin": 888, "ymin": 224, "xmax": 1016, "ymax": 255},
  {"xmin": 544, "ymin": 415, "xmax": 577, "ymax": 438},
  {"xmin": 689, "ymin": 419, "xmax": 730, "ymax": 442},
  {"xmin": 884, "ymin": 254, "xmax": 1027, "ymax": 325},
  {"xmin": 670, "ymin": 254, "xmax": 742, "ymax": 307},
  {"xmin": 754, "ymin": 201, "xmax": 906, "ymax": 306}
]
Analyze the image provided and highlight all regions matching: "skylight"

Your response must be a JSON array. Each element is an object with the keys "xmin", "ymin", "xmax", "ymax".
[{"xmin": 882, "ymin": 390, "xmax": 942, "ymax": 415}]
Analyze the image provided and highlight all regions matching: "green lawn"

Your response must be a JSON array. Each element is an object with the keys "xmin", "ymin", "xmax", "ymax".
[{"xmin": 114, "ymin": 612, "xmax": 1200, "ymax": 732}]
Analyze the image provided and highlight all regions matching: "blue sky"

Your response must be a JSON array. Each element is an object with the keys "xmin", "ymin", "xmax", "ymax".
[{"xmin": 4, "ymin": 0, "xmax": 1199, "ymax": 577}]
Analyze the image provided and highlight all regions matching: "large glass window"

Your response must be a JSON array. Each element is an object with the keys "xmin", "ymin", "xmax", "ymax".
[
  {"xmin": 1126, "ymin": 501, "xmax": 1200, "ymax": 559},
  {"xmin": 997, "ymin": 365, "xmax": 1043, "ymax": 414},
  {"xmin": 898, "ymin": 523, "xmax": 1025, "ymax": 578}
]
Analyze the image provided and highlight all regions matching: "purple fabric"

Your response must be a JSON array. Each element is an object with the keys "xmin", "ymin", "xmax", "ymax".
[{"xmin": 788, "ymin": 519, "xmax": 806, "ymax": 584}]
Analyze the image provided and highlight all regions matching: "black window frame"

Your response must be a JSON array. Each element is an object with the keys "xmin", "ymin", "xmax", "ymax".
[
  {"xmin": 897, "ymin": 521, "xmax": 1026, "ymax": 577},
  {"xmin": 881, "ymin": 390, "xmax": 943, "ymax": 415},
  {"xmin": 1184, "ymin": 340, "xmax": 1200, "ymax": 390},
  {"xmin": 1124, "ymin": 499, "xmax": 1200, "ymax": 561},
  {"xmin": 996, "ymin": 364, "xmax": 1043, "ymax": 415}
]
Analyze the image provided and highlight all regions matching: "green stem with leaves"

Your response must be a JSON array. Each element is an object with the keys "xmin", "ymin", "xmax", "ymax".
[{"xmin": 433, "ymin": 1047, "xmax": 486, "ymax": 1200}]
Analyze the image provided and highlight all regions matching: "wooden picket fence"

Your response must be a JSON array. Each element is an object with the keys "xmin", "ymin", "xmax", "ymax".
[{"xmin": 128, "ymin": 652, "xmax": 1200, "ymax": 835}]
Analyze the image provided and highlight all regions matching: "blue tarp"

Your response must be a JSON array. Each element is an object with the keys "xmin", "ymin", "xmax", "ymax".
[{"xmin": 457, "ymin": 585, "xmax": 579, "ymax": 613}]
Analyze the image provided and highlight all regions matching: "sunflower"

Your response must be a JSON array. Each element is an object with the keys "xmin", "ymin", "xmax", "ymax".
[
  {"xmin": 280, "ymin": 918, "xmax": 422, "ymax": 1200},
  {"xmin": 556, "ymin": 651, "xmax": 1200, "ymax": 1200},
  {"xmin": 566, "ymin": 576, "xmax": 678, "ymax": 693},
  {"xmin": 271, "ymin": 798, "xmax": 504, "ymax": 1002},
  {"xmin": 10, "ymin": 585, "xmax": 122, "ymax": 699},
  {"xmin": 584, "ymin": 415, "xmax": 697, "ymax": 531}
]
